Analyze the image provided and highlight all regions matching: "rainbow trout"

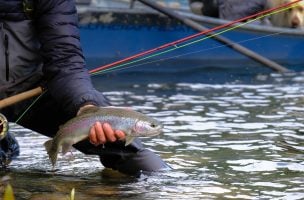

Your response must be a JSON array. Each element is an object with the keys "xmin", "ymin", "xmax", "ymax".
[{"xmin": 44, "ymin": 107, "xmax": 163, "ymax": 167}]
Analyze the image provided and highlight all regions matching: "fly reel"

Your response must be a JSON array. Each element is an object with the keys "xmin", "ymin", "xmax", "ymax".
[{"xmin": 0, "ymin": 113, "xmax": 8, "ymax": 140}]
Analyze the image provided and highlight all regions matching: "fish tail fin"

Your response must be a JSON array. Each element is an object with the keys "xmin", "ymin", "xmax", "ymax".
[{"xmin": 44, "ymin": 139, "xmax": 58, "ymax": 167}]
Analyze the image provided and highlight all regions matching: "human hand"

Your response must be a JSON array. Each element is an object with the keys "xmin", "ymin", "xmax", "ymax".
[
  {"xmin": 78, "ymin": 105, "xmax": 126, "ymax": 145},
  {"xmin": 89, "ymin": 122, "xmax": 125, "ymax": 145}
]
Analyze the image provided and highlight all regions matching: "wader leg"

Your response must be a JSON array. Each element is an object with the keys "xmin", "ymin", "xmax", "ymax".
[{"xmin": 74, "ymin": 138, "xmax": 170, "ymax": 176}]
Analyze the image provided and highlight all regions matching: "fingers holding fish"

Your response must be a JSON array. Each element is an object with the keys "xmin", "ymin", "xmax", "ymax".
[
  {"xmin": 102, "ymin": 123, "xmax": 126, "ymax": 142},
  {"xmin": 114, "ymin": 130, "xmax": 125, "ymax": 141},
  {"xmin": 89, "ymin": 122, "xmax": 126, "ymax": 145},
  {"xmin": 102, "ymin": 123, "xmax": 116, "ymax": 142},
  {"xmin": 89, "ymin": 122, "xmax": 104, "ymax": 145}
]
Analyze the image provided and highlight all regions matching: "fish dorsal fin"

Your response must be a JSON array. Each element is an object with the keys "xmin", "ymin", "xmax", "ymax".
[{"xmin": 78, "ymin": 106, "xmax": 100, "ymax": 116}]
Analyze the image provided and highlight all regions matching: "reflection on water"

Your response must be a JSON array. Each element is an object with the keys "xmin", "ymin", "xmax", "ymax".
[{"xmin": 3, "ymin": 72, "xmax": 304, "ymax": 199}]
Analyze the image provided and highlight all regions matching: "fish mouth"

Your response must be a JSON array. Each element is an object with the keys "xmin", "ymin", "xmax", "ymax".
[{"xmin": 149, "ymin": 125, "xmax": 163, "ymax": 136}]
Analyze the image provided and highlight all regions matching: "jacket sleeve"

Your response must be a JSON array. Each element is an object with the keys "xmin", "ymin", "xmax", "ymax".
[{"xmin": 34, "ymin": 0, "xmax": 109, "ymax": 115}]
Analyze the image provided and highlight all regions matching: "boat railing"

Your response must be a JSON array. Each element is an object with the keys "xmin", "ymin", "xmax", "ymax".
[
  {"xmin": 76, "ymin": 0, "xmax": 191, "ymax": 12},
  {"xmin": 76, "ymin": 0, "xmax": 304, "ymax": 36},
  {"xmin": 179, "ymin": 11, "xmax": 304, "ymax": 36}
]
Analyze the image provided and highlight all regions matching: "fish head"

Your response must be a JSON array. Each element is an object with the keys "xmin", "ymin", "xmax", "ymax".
[{"xmin": 133, "ymin": 119, "xmax": 163, "ymax": 137}]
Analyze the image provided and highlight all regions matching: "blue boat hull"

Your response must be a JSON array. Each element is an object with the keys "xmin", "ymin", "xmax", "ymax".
[{"xmin": 78, "ymin": 7, "xmax": 304, "ymax": 76}]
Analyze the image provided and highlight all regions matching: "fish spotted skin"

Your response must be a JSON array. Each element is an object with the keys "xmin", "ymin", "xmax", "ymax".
[{"xmin": 44, "ymin": 107, "xmax": 162, "ymax": 168}]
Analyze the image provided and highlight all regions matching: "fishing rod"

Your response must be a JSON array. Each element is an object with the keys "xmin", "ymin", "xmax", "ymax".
[
  {"xmin": 0, "ymin": 87, "xmax": 43, "ymax": 109},
  {"xmin": 90, "ymin": 0, "xmax": 301, "ymax": 74},
  {"xmin": 0, "ymin": 0, "xmax": 299, "ymax": 109}
]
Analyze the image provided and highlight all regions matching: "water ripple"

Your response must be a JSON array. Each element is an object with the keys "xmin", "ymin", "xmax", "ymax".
[{"xmin": 5, "ymin": 74, "xmax": 304, "ymax": 199}]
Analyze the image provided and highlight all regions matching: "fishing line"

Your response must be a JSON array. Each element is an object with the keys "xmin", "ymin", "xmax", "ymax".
[
  {"xmin": 90, "ymin": 0, "xmax": 302, "ymax": 75},
  {"xmin": 15, "ymin": 90, "xmax": 46, "ymax": 124},
  {"xmin": 91, "ymin": 3, "xmax": 297, "ymax": 76},
  {"xmin": 93, "ymin": 31, "xmax": 285, "ymax": 75}
]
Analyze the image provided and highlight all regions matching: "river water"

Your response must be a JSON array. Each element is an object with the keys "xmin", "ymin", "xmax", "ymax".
[{"xmin": 3, "ymin": 70, "xmax": 304, "ymax": 199}]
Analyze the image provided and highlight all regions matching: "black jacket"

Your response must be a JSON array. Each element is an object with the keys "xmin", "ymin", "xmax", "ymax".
[
  {"xmin": 0, "ymin": 0, "xmax": 108, "ymax": 115},
  {"xmin": 218, "ymin": 0, "xmax": 267, "ymax": 20}
]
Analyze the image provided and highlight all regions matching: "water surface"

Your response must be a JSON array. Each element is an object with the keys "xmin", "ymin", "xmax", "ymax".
[{"xmin": 3, "ymin": 71, "xmax": 304, "ymax": 199}]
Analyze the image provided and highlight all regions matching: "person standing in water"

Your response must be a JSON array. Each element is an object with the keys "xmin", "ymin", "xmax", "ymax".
[{"xmin": 0, "ymin": 0, "xmax": 169, "ymax": 176}]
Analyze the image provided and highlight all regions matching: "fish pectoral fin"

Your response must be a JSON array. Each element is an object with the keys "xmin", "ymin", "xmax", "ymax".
[
  {"xmin": 62, "ymin": 143, "xmax": 72, "ymax": 155},
  {"xmin": 125, "ymin": 136, "xmax": 135, "ymax": 146}
]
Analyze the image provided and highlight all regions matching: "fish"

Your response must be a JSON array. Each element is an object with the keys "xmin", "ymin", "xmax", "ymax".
[
  {"xmin": 0, "ymin": 113, "xmax": 8, "ymax": 140},
  {"xmin": 44, "ymin": 106, "xmax": 163, "ymax": 167}
]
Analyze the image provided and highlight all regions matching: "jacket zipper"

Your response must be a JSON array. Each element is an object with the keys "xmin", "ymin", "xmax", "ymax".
[{"xmin": 4, "ymin": 34, "xmax": 9, "ymax": 81}]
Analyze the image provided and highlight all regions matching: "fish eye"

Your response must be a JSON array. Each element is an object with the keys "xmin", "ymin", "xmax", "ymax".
[{"xmin": 150, "ymin": 123, "xmax": 157, "ymax": 128}]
